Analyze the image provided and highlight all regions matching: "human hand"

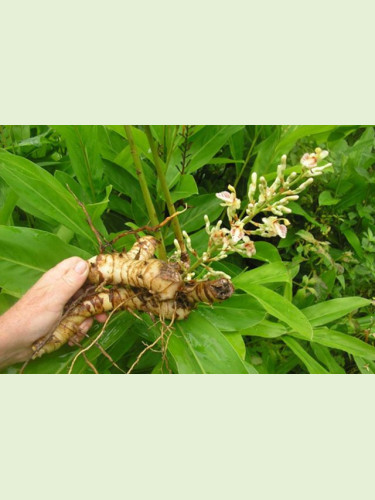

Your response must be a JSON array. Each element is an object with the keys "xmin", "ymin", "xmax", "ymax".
[{"xmin": 0, "ymin": 257, "xmax": 107, "ymax": 370}]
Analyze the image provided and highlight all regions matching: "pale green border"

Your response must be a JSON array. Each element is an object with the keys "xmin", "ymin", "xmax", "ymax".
[
  {"xmin": 1, "ymin": 1, "xmax": 375, "ymax": 124},
  {"xmin": 1, "ymin": 0, "xmax": 375, "ymax": 497},
  {"xmin": 1, "ymin": 376, "xmax": 375, "ymax": 499}
]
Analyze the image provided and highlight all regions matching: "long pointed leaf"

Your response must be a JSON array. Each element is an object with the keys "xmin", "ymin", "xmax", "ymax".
[
  {"xmin": 233, "ymin": 262, "xmax": 290, "ymax": 287},
  {"xmin": 54, "ymin": 125, "xmax": 104, "ymax": 201},
  {"xmin": 0, "ymin": 150, "xmax": 97, "ymax": 244},
  {"xmin": 302, "ymin": 297, "xmax": 370, "ymax": 327},
  {"xmin": 0, "ymin": 226, "xmax": 91, "ymax": 296},
  {"xmin": 170, "ymin": 311, "xmax": 257, "ymax": 373},
  {"xmin": 282, "ymin": 336, "xmax": 328, "ymax": 374},
  {"xmin": 236, "ymin": 283, "xmax": 313, "ymax": 340}
]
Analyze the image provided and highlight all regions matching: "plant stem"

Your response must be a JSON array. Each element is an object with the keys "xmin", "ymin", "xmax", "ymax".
[
  {"xmin": 144, "ymin": 126, "xmax": 187, "ymax": 260},
  {"xmin": 124, "ymin": 125, "xmax": 167, "ymax": 260}
]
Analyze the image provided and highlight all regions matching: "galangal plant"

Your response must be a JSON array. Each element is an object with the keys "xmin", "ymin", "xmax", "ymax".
[{"xmin": 0, "ymin": 125, "xmax": 373, "ymax": 374}]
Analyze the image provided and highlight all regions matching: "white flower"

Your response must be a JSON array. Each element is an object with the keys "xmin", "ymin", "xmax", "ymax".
[
  {"xmin": 215, "ymin": 187, "xmax": 241, "ymax": 210},
  {"xmin": 315, "ymin": 147, "xmax": 329, "ymax": 161},
  {"xmin": 216, "ymin": 191, "xmax": 232, "ymax": 203},
  {"xmin": 243, "ymin": 237, "xmax": 256, "ymax": 257},
  {"xmin": 230, "ymin": 221, "xmax": 245, "ymax": 243},
  {"xmin": 236, "ymin": 236, "xmax": 256, "ymax": 257},
  {"xmin": 301, "ymin": 152, "xmax": 318, "ymax": 168},
  {"xmin": 260, "ymin": 216, "xmax": 289, "ymax": 239},
  {"xmin": 301, "ymin": 148, "xmax": 329, "ymax": 169},
  {"xmin": 274, "ymin": 222, "xmax": 288, "ymax": 238}
]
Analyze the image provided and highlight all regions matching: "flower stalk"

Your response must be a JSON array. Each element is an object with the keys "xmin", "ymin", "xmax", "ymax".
[{"xmin": 179, "ymin": 148, "xmax": 331, "ymax": 278}]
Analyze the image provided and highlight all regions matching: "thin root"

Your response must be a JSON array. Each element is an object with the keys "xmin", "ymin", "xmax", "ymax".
[
  {"xmin": 127, "ymin": 303, "xmax": 177, "ymax": 374},
  {"xmin": 68, "ymin": 300, "xmax": 125, "ymax": 374},
  {"xmin": 66, "ymin": 184, "xmax": 110, "ymax": 253},
  {"xmin": 69, "ymin": 338, "xmax": 99, "ymax": 374},
  {"xmin": 127, "ymin": 333, "xmax": 164, "ymax": 374},
  {"xmin": 110, "ymin": 207, "xmax": 187, "ymax": 245},
  {"xmin": 93, "ymin": 339, "xmax": 127, "ymax": 374}
]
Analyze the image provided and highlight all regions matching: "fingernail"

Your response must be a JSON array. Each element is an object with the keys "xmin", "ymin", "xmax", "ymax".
[{"xmin": 74, "ymin": 260, "xmax": 88, "ymax": 274}]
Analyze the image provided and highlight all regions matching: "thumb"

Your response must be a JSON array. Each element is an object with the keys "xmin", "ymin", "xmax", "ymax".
[{"xmin": 40, "ymin": 257, "xmax": 89, "ymax": 309}]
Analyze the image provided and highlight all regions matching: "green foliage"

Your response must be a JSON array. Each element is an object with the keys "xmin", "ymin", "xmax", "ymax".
[{"xmin": 0, "ymin": 125, "xmax": 373, "ymax": 374}]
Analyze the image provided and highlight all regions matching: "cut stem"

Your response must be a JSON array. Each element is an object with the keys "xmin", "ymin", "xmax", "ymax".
[
  {"xmin": 144, "ymin": 125, "xmax": 187, "ymax": 261},
  {"xmin": 124, "ymin": 125, "xmax": 167, "ymax": 260}
]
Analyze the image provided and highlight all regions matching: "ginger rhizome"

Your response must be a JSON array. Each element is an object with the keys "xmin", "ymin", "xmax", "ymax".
[{"xmin": 31, "ymin": 236, "xmax": 234, "ymax": 358}]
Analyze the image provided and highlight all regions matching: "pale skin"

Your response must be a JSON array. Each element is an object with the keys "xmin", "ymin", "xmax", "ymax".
[{"xmin": 0, "ymin": 257, "xmax": 107, "ymax": 371}]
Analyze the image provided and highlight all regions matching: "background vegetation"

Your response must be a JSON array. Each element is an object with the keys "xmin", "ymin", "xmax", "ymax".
[{"xmin": 0, "ymin": 125, "xmax": 374, "ymax": 374}]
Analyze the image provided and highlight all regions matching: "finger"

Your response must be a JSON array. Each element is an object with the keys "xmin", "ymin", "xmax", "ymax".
[
  {"xmin": 68, "ymin": 318, "xmax": 93, "ymax": 345},
  {"xmin": 95, "ymin": 313, "xmax": 108, "ymax": 323},
  {"xmin": 78, "ymin": 318, "xmax": 94, "ymax": 337}
]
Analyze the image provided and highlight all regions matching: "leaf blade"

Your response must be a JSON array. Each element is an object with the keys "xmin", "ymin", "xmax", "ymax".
[
  {"xmin": 0, "ymin": 150, "xmax": 97, "ymax": 244},
  {"xmin": 282, "ymin": 336, "xmax": 328, "ymax": 374},
  {"xmin": 301, "ymin": 297, "xmax": 371, "ymax": 327},
  {"xmin": 236, "ymin": 283, "xmax": 313, "ymax": 340},
  {"xmin": 0, "ymin": 226, "xmax": 91, "ymax": 296}
]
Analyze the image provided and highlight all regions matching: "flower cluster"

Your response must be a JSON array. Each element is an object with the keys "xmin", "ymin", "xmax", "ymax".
[
  {"xmin": 204, "ymin": 216, "xmax": 256, "ymax": 259},
  {"xmin": 175, "ymin": 149, "xmax": 331, "ymax": 278}
]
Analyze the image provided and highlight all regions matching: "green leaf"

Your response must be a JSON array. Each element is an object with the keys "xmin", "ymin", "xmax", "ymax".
[
  {"xmin": 166, "ymin": 125, "xmax": 244, "ymax": 187},
  {"xmin": 251, "ymin": 128, "xmax": 281, "ymax": 175},
  {"xmin": 301, "ymin": 297, "xmax": 371, "ymax": 327},
  {"xmin": 225, "ymin": 333, "xmax": 246, "ymax": 360},
  {"xmin": 252, "ymin": 125, "xmax": 337, "ymax": 178},
  {"xmin": 114, "ymin": 145, "xmax": 155, "ymax": 189},
  {"xmin": 0, "ymin": 292, "xmax": 17, "ymax": 314},
  {"xmin": 310, "ymin": 344, "xmax": 345, "ymax": 374},
  {"xmin": 197, "ymin": 294, "xmax": 265, "ymax": 331},
  {"xmin": 170, "ymin": 311, "xmax": 257, "ymax": 373},
  {"xmin": 274, "ymin": 126, "xmax": 338, "ymax": 158},
  {"xmin": 252, "ymin": 241, "xmax": 282, "ymax": 263},
  {"xmin": 342, "ymin": 229, "xmax": 364, "ymax": 259},
  {"xmin": 103, "ymin": 159, "xmax": 141, "ymax": 199},
  {"xmin": 55, "ymin": 170, "xmax": 89, "ymax": 203},
  {"xmin": 282, "ymin": 336, "xmax": 328, "ymax": 374},
  {"xmin": 103, "ymin": 159, "xmax": 148, "ymax": 223},
  {"xmin": 354, "ymin": 357, "xmax": 375, "ymax": 374},
  {"xmin": 0, "ymin": 184, "xmax": 18, "ymax": 225},
  {"xmin": 229, "ymin": 128, "xmax": 245, "ymax": 162},
  {"xmin": 170, "ymin": 174, "xmax": 198, "ymax": 203},
  {"xmin": 208, "ymin": 158, "xmax": 244, "ymax": 165},
  {"xmin": 239, "ymin": 319, "xmax": 287, "ymax": 338},
  {"xmin": 318, "ymin": 190, "xmax": 340, "ymax": 206},
  {"xmin": 0, "ymin": 226, "xmax": 91, "ymax": 296},
  {"xmin": 186, "ymin": 125, "xmax": 244, "ymax": 174},
  {"xmin": 165, "ymin": 194, "xmax": 222, "ymax": 245},
  {"xmin": 86, "ymin": 185, "xmax": 112, "ymax": 223},
  {"xmin": 54, "ymin": 126, "xmax": 104, "ymax": 201},
  {"xmin": 233, "ymin": 262, "xmax": 290, "ymax": 288},
  {"xmin": 308, "ymin": 328, "xmax": 375, "ymax": 360},
  {"xmin": 287, "ymin": 201, "xmax": 322, "ymax": 227},
  {"xmin": 236, "ymin": 283, "xmax": 313, "ymax": 340},
  {"xmin": 108, "ymin": 196, "xmax": 132, "ymax": 218},
  {"xmin": 0, "ymin": 150, "xmax": 97, "ymax": 244}
]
